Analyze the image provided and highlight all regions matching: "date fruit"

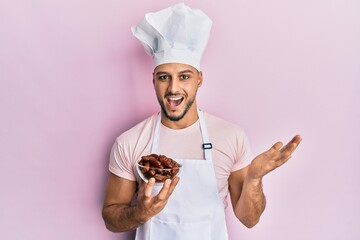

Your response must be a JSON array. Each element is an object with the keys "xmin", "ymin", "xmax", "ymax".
[{"xmin": 138, "ymin": 154, "xmax": 180, "ymax": 182}]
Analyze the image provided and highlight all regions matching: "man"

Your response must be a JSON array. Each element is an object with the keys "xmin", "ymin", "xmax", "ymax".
[{"xmin": 102, "ymin": 3, "xmax": 302, "ymax": 240}]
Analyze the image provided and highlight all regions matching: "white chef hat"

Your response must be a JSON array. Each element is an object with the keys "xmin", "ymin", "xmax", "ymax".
[{"xmin": 131, "ymin": 3, "xmax": 212, "ymax": 71}]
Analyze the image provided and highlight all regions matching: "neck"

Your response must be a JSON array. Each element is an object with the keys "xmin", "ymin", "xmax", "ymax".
[{"xmin": 161, "ymin": 105, "xmax": 199, "ymax": 129}]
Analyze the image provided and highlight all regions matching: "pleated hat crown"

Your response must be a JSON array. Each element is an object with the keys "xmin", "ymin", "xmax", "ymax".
[{"xmin": 131, "ymin": 3, "xmax": 212, "ymax": 71}]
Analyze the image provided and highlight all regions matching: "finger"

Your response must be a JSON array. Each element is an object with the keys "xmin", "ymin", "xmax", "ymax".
[
  {"xmin": 280, "ymin": 135, "xmax": 302, "ymax": 153},
  {"xmin": 156, "ymin": 179, "xmax": 172, "ymax": 201},
  {"xmin": 166, "ymin": 176, "xmax": 180, "ymax": 197},
  {"xmin": 144, "ymin": 178, "xmax": 155, "ymax": 198},
  {"xmin": 293, "ymin": 135, "xmax": 302, "ymax": 144},
  {"xmin": 280, "ymin": 139, "xmax": 292, "ymax": 152},
  {"xmin": 282, "ymin": 136, "xmax": 302, "ymax": 155},
  {"xmin": 276, "ymin": 140, "xmax": 302, "ymax": 164},
  {"xmin": 271, "ymin": 141, "xmax": 283, "ymax": 151}
]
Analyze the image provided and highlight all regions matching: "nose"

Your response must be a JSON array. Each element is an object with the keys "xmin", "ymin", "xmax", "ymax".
[{"xmin": 167, "ymin": 78, "xmax": 179, "ymax": 94}]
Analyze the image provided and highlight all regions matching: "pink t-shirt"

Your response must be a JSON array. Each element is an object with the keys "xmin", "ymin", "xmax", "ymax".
[{"xmin": 109, "ymin": 111, "xmax": 253, "ymax": 206}]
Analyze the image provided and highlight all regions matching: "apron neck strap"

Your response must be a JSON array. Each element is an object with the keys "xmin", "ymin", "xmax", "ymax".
[{"xmin": 151, "ymin": 109, "xmax": 212, "ymax": 161}]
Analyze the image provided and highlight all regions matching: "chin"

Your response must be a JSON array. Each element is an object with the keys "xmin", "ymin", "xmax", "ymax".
[
  {"xmin": 159, "ymin": 99, "xmax": 194, "ymax": 122},
  {"xmin": 163, "ymin": 108, "xmax": 186, "ymax": 122},
  {"xmin": 166, "ymin": 112, "xmax": 185, "ymax": 121}
]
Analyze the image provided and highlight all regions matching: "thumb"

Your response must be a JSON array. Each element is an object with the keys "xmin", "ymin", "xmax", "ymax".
[{"xmin": 271, "ymin": 141, "xmax": 283, "ymax": 151}]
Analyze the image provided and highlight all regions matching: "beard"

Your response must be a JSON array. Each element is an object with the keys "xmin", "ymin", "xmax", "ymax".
[{"xmin": 158, "ymin": 97, "xmax": 195, "ymax": 122}]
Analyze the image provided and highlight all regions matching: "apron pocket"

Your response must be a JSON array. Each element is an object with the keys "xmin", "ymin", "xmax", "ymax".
[{"xmin": 150, "ymin": 218, "xmax": 211, "ymax": 240}]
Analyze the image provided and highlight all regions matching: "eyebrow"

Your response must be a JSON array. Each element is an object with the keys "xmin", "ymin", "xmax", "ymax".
[{"xmin": 155, "ymin": 69, "xmax": 194, "ymax": 76}]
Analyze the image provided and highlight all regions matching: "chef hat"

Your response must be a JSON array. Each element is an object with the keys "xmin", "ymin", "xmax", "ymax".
[{"xmin": 131, "ymin": 3, "xmax": 212, "ymax": 71}]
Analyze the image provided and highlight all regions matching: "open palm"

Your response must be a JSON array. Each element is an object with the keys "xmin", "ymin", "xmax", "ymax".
[{"xmin": 247, "ymin": 135, "xmax": 302, "ymax": 180}]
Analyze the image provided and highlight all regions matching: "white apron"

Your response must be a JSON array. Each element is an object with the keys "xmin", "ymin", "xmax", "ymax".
[{"xmin": 135, "ymin": 110, "xmax": 228, "ymax": 240}]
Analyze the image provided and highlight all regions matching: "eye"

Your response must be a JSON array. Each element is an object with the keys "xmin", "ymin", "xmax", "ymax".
[
  {"xmin": 158, "ymin": 75, "xmax": 169, "ymax": 81},
  {"xmin": 180, "ymin": 75, "xmax": 190, "ymax": 80}
]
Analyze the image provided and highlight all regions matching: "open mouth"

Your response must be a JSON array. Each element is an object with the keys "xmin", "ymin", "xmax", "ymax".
[{"xmin": 167, "ymin": 96, "xmax": 184, "ymax": 108}]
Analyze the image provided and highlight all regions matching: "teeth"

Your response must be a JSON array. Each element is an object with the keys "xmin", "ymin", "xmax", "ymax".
[{"xmin": 168, "ymin": 97, "xmax": 182, "ymax": 101}]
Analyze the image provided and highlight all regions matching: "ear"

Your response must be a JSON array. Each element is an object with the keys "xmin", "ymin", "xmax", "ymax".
[{"xmin": 198, "ymin": 71, "xmax": 203, "ymax": 87}]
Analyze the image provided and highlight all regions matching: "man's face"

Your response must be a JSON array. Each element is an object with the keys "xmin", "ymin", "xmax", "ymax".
[{"xmin": 153, "ymin": 63, "xmax": 203, "ymax": 123}]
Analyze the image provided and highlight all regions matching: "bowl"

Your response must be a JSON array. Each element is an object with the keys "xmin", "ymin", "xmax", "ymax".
[{"xmin": 136, "ymin": 154, "xmax": 181, "ymax": 183}]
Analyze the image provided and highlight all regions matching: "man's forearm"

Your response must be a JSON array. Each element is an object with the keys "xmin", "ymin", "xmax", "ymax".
[
  {"xmin": 102, "ymin": 204, "xmax": 146, "ymax": 232},
  {"xmin": 235, "ymin": 177, "xmax": 266, "ymax": 228}
]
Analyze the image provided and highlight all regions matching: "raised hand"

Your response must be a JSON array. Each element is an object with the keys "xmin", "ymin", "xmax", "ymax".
[
  {"xmin": 247, "ymin": 135, "xmax": 302, "ymax": 180},
  {"xmin": 135, "ymin": 177, "xmax": 180, "ymax": 222}
]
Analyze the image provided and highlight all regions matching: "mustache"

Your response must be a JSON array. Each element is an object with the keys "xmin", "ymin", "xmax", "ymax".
[{"xmin": 164, "ymin": 93, "xmax": 183, "ymax": 98}]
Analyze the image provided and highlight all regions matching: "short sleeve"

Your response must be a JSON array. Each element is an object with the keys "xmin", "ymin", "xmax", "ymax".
[
  {"xmin": 231, "ymin": 131, "xmax": 253, "ymax": 172},
  {"xmin": 108, "ymin": 140, "xmax": 136, "ymax": 181}
]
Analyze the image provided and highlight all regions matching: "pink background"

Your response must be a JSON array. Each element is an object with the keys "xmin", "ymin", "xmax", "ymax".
[{"xmin": 1, "ymin": 0, "xmax": 359, "ymax": 239}]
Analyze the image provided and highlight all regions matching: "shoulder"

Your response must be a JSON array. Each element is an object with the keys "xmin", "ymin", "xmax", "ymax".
[
  {"xmin": 116, "ymin": 113, "xmax": 158, "ymax": 147},
  {"xmin": 203, "ymin": 111, "xmax": 246, "ymax": 137},
  {"xmin": 202, "ymin": 110, "xmax": 253, "ymax": 172},
  {"xmin": 202, "ymin": 110, "xmax": 251, "ymax": 157}
]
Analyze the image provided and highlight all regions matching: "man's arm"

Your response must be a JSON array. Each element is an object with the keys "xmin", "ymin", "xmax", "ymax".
[
  {"xmin": 228, "ymin": 166, "xmax": 266, "ymax": 228},
  {"xmin": 228, "ymin": 135, "xmax": 302, "ymax": 228},
  {"xmin": 102, "ymin": 173, "xmax": 179, "ymax": 232},
  {"xmin": 102, "ymin": 173, "xmax": 140, "ymax": 232}
]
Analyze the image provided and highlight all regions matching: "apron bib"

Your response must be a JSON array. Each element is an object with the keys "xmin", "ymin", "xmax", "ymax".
[{"xmin": 135, "ymin": 110, "xmax": 228, "ymax": 240}]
